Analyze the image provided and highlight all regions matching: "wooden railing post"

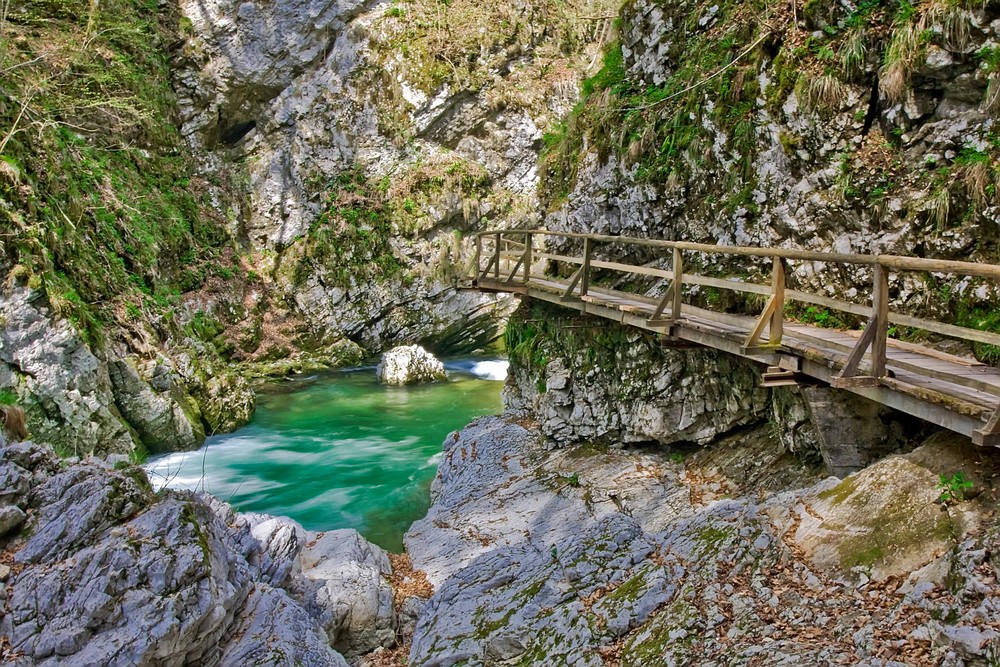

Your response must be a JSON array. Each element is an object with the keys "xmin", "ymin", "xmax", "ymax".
[
  {"xmin": 770, "ymin": 256, "xmax": 784, "ymax": 344},
  {"xmin": 580, "ymin": 237, "xmax": 593, "ymax": 297},
  {"xmin": 523, "ymin": 232, "xmax": 533, "ymax": 285},
  {"xmin": 493, "ymin": 232, "xmax": 501, "ymax": 279},
  {"xmin": 871, "ymin": 263, "xmax": 888, "ymax": 378},
  {"xmin": 474, "ymin": 234, "xmax": 482, "ymax": 282},
  {"xmin": 672, "ymin": 247, "xmax": 683, "ymax": 321}
]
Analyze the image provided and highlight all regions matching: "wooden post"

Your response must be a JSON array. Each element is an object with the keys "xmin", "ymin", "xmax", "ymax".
[
  {"xmin": 474, "ymin": 234, "xmax": 482, "ymax": 282},
  {"xmin": 770, "ymin": 256, "xmax": 784, "ymax": 345},
  {"xmin": 523, "ymin": 233, "xmax": 533, "ymax": 285},
  {"xmin": 493, "ymin": 233, "xmax": 501, "ymax": 279},
  {"xmin": 672, "ymin": 247, "xmax": 683, "ymax": 321},
  {"xmin": 580, "ymin": 237, "xmax": 593, "ymax": 297},
  {"xmin": 871, "ymin": 263, "xmax": 888, "ymax": 378}
]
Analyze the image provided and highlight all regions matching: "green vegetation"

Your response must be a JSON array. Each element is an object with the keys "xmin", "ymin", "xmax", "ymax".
[
  {"xmin": 366, "ymin": 0, "xmax": 618, "ymax": 141},
  {"xmin": 540, "ymin": 0, "xmax": 1000, "ymax": 241},
  {"xmin": 954, "ymin": 303, "xmax": 1000, "ymax": 363},
  {"xmin": 293, "ymin": 167, "xmax": 403, "ymax": 288},
  {"xmin": 505, "ymin": 299, "xmax": 646, "ymax": 379},
  {"xmin": 817, "ymin": 476, "xmax": 859, "ymax": 504},
  {"xmin": 0, "ymin": 0, "xmax": 237, "ymax": 345},
  {"xmin": 385, "ymin": 156, "xmax": 490, "ymax": 235},
  {"xmin": 786, "ymin": 304, "xmax": 851, "ymax": 330},
  {"xmin": 540, "ymin": 0, "xmax": 777, "ymax": 205},
  {"xmin": 937, "ymin": 471, "xmax": 974, "ymax": 503}
]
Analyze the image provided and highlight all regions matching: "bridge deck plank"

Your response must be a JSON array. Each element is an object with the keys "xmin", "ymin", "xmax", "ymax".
[{"xmin": 476, "ymin": 272, "xmax": 1000, "ymax": 432}]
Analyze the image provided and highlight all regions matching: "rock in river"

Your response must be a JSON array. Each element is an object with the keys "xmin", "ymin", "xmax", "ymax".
[{"xmin": 376, "ymin": 345, "xmax": 447, "ymax": 386}]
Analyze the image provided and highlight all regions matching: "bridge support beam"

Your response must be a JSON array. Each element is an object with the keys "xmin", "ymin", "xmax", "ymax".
[{"xmin": 798, "ymin": 386, "xmax": 913, "ymax": 478}]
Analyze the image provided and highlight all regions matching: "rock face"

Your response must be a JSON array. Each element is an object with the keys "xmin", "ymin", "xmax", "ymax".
[
  {"xmin": 298, "ymin": 530, "xmax": 397, "ymax": 659},
  {"xmin": 162, "ymin": 0, "xmax": 622, "ymax": 367},
  {"xmin": 405, "ymin": 416, "xmax": 696, "ymax": 589},
  {"xmin": 108, "ymin": 359, "xmax": 205, "ymax": 454},
  {"xmin": 0, "ymin": 288, "xmax": 135, "ymax": 457},
  {"xmin": 404, "ymin": 413, "xmax": 1000, "ymax": 666},
  {"xmin": 0, "ymin": 439, "xmax": 397, "ymax": 666},
  {"xmin": 376, "ymin": 345, "xmax": 447, "ymax": 386},
  {"xmin": 503, "ymin": 301, "xmax": 771, "ymax": 449},
  {"xmin": 3, "ymin": 0, "xmax": 625, "ymax": 454},
  {"xmin": 0, "ymin": 287, "xmax": 256, "ymax": 457}
]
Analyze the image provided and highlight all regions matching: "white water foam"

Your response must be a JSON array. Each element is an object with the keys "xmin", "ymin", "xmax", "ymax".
[{"xmin": 469, "ymin": 360, "xmax": 509, "ymax": 381}]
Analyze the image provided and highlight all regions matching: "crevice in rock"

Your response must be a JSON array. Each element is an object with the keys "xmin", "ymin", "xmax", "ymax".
[
  {"xmin": 861, "ymin": 77, "xmax": 880, "ymax": 136},
  {"xmin": 220, "ymin": 119, "xmax": 257, "ymax": 146}
]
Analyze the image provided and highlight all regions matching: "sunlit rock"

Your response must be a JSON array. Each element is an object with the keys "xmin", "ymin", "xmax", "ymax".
[{"xmin": 376, "ymin": 345, "xmax": 447, "ymax": 386}]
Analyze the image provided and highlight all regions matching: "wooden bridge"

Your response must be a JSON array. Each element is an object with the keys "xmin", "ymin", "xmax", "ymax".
[{"xmin": 469, "ymin": 229, "xmax": 1000, "ymax": 447}]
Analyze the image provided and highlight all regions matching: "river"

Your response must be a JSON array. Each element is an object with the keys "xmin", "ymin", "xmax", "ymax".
[{"xmin": 145, "ymin": 359, "xmax": 506, "ymax": 551}]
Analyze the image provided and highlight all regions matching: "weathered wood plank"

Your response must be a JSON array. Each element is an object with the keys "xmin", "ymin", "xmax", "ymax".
[
  {"xmin": 481, "ymin": 228, "xmax": 1000, "ymax": 280},
  {"xmin": 476, "ymin": 233, "xmax": 1000, "ymax": 446}
]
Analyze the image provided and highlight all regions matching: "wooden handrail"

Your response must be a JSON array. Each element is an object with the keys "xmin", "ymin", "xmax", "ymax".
[
  {"xmin": 476, "ymin": 228, "xmax": 1000, "ymax": 280},
  {"xmin": 473, "ymin": 228, "xmax": 1000, "ymax": 445},
  {"xmin": 474, "ymin": 228, "xmax": 1000, "ymax": 378}
]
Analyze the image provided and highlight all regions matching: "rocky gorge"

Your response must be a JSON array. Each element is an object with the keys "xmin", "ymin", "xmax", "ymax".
[
  {"xmin": 3, "ymin": 306, "xmax": 1000, "ymax": 665},
  {"xmin": 1, "ymin": 0, "xmax": 618, "ymax": 457},
  {"xmin": 4, "ymin": 0, "xmax": 1000, "ymax": 664}
]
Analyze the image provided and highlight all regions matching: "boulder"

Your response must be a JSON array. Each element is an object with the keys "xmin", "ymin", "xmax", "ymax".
[
  {"xmin": 219, "ymin": 585, "xmax": 350, "ymax": 667},
  {"xmin": 0, "ymin": 440, "xmax": 353, "ymax": 666},
  {"xmin": 0, "ymin": 505, "xmax": 26, "ymax": 536},
  {"xmin": 108, "ymin": 359, "xmax": 205, "ymax": 454},
  {"xmin": 794, "ymin": 456, "xmax": 955, "ymax": 581},
  {"xmin": 376, "ymin": 345, "xmax": 447, "ymax": 386},
  {"xmin": 5, "ymin": 493, "xmax": 252, "ymax": 666},
  {"xmin": 298, "ymin": 529, "xmax": 398, "ymax": 659}
]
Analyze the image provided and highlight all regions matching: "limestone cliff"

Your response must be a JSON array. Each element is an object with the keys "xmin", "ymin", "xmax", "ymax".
[
  {"xmin": 542, "ymin": 0, "xmax": 1000, "ymax": 351},
  {"xmin": 0, "ymin": 0, "xmax": 616, "ymax": 455}
]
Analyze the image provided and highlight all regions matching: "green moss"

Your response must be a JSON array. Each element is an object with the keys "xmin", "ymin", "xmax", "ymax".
[
  {"xmin": 292, "ymin": 166, "xmax": 403, "ymax": 289},
  {"xmin": 0, "ymin": 0, "xmax": 237, "ymax": 344},
  {"xmin": 622, "ymin": 598, "xmax": 699, "ymax": 664},
  {"xmin": 603, "ymin": 569, "xmax": 650, "ymax": 607},
  {"xmin": 474, "ymin": 606, "xmax": 517, "ymax": 638},
  {"xmin": 824, "ymin": 472, "xmax": 956, "ymax": 572},
  {"xmin": 817, "ymin": 476, "xmax": 859, "ymax": 504},
  {"xmin": 514, "ymin": 579, "xmax": 547, "ymax": 603},
  {"xmin": 696, "ymin": 525, "xmax": 732, "ymax": 547},
  {"xmin": 181, "ymin": 502, "xmax": 212, "ymax": 565},
  {"xmin": 540, "ymin": 0, "xmax": 775, "ymax": 203}
]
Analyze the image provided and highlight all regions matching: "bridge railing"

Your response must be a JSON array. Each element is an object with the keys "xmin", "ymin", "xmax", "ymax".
[{"xmin": 473, "ymin": 228, "xmax": 1000, "ymax": 407}]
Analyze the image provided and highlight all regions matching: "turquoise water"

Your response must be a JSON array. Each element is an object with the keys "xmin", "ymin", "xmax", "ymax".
[{"xmin": 145, "ymin": 360, "xmax": 505, "ymax": 551}]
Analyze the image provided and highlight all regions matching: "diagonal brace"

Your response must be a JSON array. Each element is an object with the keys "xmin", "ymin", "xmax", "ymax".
[
  {"xmin": 836, "ymin": 316, "xmax": 878, "ymax": 380},
  {"xmin": 561, "ymin": 266, "xmax": 585, "ymax": 299},
  {"xmin": 651, "ymin": 276, "xmax": 678, "ymax": 320},
  {"xmin": 743, "ymin": 294, "xmax": 780, "ymax": 349},
  {"xmin": 504, "ymin": 256, "xmax": 525, "ymax": 283}
]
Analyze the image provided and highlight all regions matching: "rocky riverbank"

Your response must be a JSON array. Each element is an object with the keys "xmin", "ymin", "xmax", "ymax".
[
  {"xmin": 4, "ymin": 367, "xmax": 999, "ymax": 666},
  {"xmin": 403, "ymin": 414, "xmax": 1000, "ymax": 666},
  {"xmin": 0, "ymin": 438, "xmax": 413, "ymax": 666}
]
